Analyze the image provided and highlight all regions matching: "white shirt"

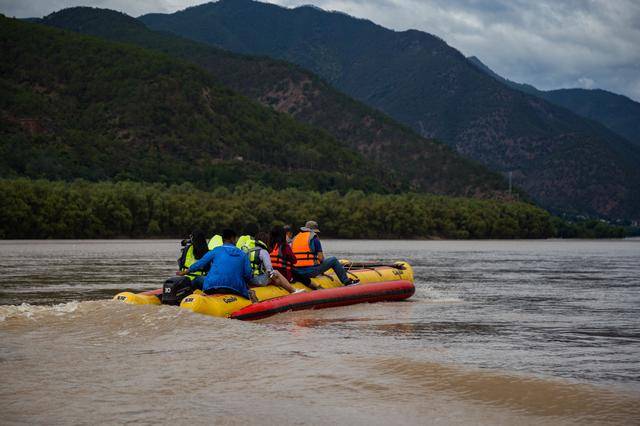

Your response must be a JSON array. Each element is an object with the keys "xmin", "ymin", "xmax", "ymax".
[{"xmin": 258, "ymin": 248, "xmax": 274, "ymax": 274}]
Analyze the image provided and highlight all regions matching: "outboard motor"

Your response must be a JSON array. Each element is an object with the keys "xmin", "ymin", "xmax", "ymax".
[{"xmin": 162, "ymin": 276, "xmax": 193, "ymax": 306}]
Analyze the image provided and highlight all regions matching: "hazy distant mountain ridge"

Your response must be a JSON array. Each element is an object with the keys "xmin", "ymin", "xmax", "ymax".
[
  {"xmin": 139, "ymin": 0, "xmax": 640, "ymax": 220},
  {"xmin": 468, "ymin": 56, "xmax": 640, "ymax": 148}
]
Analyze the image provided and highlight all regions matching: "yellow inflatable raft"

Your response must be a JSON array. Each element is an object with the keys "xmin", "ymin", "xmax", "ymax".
[{"xmin": 114, "ymin": 261, "xmax": 414, "ymax": 319}]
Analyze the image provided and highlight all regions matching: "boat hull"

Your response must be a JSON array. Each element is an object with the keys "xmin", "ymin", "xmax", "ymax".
[
  {"xmin": 231, "ymin": 280, "xmax": 415, "ymax": 321},
  {"xmin": 114, "ymin": 261, "xmax": 414, "ymax": 319}
]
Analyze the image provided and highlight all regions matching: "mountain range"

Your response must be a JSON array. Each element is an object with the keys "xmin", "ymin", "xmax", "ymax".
[
  {"xmin": 140, "ymin": 0, "xmax": 640, "ymax": 221},
  {"xmin": 38, "ymin": 7, "xmax": 506, "ymax": 198},
  {"xmin": 468, "ymin": 56, "xmax": 640, "ymax": 148}
]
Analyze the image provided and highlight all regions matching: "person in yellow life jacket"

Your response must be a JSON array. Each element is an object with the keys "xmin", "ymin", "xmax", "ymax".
[
  {"xmin": 242, "ymin": 228, "xmax": 304, "ymax": 294},
  {"xmin": 178, "ymin": 230, "xmax": 209, "ymax": 271},
  {"xmin": 236, "ymin": 223, "xmax": 260, "ymax": 253},
  {"xmin": 177, "ymin": 230, "xmax": 210, "ymax": 288},
  {"xmin": 291, "ymin": 220, "xmax": 359, "ymax": 286},
  {"xmin": 208, "ymin": 234, "xmax": 223, "ymax": 250}
]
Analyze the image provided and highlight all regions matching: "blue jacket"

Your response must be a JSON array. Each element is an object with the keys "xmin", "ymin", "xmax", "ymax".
[{"xmin": 188, "ymin": 243, "xmax": 252, "ymax": 299}]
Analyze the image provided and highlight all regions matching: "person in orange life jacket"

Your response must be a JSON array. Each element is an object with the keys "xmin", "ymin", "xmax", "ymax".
[
  {"xmin": 249, "ymin": 231, "xmax": 305, "ymax": 294},
  {"xmin": 283, "ymin": 224, "xmax": 321, "ymax": 289},
  {"xmin": 291, "ymin": 220, "xmax": 359, "ymax": 286},
  {"xmin": 283, "ymin": 224, "xmax": 294, "ymax": 245},
  {"xmin": 269, "ymin": 226, "xmax": 298, "ymax": 284},
  {"xmin": 177, "ymin": 229, "xmax": 258, "ymax": 302},
  {"xmin": 270, "ymin": 225, "xmax": 320, "ymax": 290}
]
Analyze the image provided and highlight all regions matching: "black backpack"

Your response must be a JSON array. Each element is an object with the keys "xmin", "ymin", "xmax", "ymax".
[{"xmin": 177, "ymin": 241, "xmax": 192, "ymax": 270}]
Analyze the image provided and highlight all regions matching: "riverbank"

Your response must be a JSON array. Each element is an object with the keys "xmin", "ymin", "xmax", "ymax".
[{"xmin": 1, "ymin": 179, "xmax": 633, "ymax": 240}]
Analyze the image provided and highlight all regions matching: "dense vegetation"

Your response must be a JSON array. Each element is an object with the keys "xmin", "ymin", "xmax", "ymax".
[
  {"xmin": 550, "ymin": 217, "xmax": 628, "ymax": 239},
  {"xmin": 0, "ymin": 16, "xmax": 393, "ymax": 193},
  {"xmin": 0, "ymin": 179, "xmax": 560, "ymax": 239},
  {"xmin": 140, "ymin": 0, "xmax": 640, "ymax": 221},
  {"xmin": 0, "ymin": 13, "xmax": 633, "ymax": 240},
  {"xmin": 40, "ymin": 7, "xmax": 509, "ymax": 198}
]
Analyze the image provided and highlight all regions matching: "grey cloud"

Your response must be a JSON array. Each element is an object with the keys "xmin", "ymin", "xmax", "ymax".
[
  {"xmin": 0, "ymin": 0, "xmax": 203, "ymax": 18},
  {"xmin": 2, "ymin": 0, "xmax": 639, "ymax": 101}
]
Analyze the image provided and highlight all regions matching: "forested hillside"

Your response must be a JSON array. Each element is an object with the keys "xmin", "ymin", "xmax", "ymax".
[
  {"xmin": 468, "ymin": 56, "xmax": 640, "ymax": 149},
  {"xmin": 0, "ymin": 16, "xmax": 391, "ymax": 193},
  {"xmin": 39, "ymin": 7, "xmax": 509, "ymax": 198},
  {"xmin": 0, "ymin": 13, "xmax": 632, "ymax": 239},
  {"xmin": 140, "ymin": 0, "xmax": 640, "ymax": 221}
]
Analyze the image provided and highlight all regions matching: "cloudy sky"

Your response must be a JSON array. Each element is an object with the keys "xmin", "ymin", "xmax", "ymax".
[{"xmin": 3, "ymin": 0, "xmax": 640, "ymax": 102}]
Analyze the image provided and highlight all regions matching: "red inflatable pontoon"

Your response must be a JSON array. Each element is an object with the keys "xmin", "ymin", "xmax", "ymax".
[{"xmin": 230, "ymin": 280, "xmax": 415, "ymax": 321}]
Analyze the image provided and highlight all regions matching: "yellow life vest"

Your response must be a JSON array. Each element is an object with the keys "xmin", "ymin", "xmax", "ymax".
[
  {"xmin": 180, "ymin": 245, "xmax": 204, "ymax": 277},
  {"xmin": 237, "ymin": 235, "xmax": 267, "ymax": 276},
  {"xmin": 208, "ymin": 234, "xmax": 223, "ymax": 250},
  {"xmin": 236, "ymin": 235, "xmax": 252, "ymax": 251}
]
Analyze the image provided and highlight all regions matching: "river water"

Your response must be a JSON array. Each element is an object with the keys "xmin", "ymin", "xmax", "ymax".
[{"xmin": 1, "ymin": 239, "xmax": 639, "ymax": 425}]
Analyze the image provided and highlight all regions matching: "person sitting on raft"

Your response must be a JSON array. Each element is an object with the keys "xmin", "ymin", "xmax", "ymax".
[
  {"xmin": 236, "ymin": 223, "xmax": 260, "ymax": 252},
  {"xmin": 270, "ymin": 226, "xmax": 297, "ymax": 283},
  {"xmin": 178, "ymin": 230, "xmax": 209, "ymax": 273},
  {"xmin": 248, "ymin": 231, "xmax": 304, "ymax": 294},
  {"xmin": 284, "ymin": 224, "xmax": 294, "ymax": 245},
  {"xmin": 178, "ymin": 230, "xmax": 209, "ymax": 289},
  {"xmin": 178, "ymin": 229, "xmax": 258, "ymax": 302},
  {"xmin": 291, "ymin": 220, "xmax": 359, "ymax": 286}
]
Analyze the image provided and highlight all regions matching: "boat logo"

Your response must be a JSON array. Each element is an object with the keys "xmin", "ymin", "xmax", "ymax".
[
  {"xmin": 184, "ymin": 297, "xmax": 194, "ymax": 303},
  {"xmin": 116, "ymin": 295, "xmax": 127, "ymax": 301},
  {"xmin": 223, "ymin": 296, "xmax": 237, "ymax": 303}
]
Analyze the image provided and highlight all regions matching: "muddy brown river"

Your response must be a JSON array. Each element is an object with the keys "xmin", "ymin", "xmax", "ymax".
[{"xmin": 1, "ymin": 239, "xmax": 639, "ymax": 424}]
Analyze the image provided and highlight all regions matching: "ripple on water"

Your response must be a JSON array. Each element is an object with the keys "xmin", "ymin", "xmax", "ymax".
[{"xmin": 1, "ymin": 239, "xmax": 639, "ymax": 424}]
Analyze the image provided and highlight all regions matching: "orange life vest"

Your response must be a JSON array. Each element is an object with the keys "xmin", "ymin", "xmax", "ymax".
[
  {"xmin": 291, "ymin": 231, "xmax": 318, "ymax": 267},
  {"xmin": 270, "ymin": 244, "xmax": 294, "ymax": 269}
]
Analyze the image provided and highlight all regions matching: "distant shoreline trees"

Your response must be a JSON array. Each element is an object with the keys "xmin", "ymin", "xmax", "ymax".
[{"xmin": 0, "ymin": 179, "xmax": 628, "ymax": 239}]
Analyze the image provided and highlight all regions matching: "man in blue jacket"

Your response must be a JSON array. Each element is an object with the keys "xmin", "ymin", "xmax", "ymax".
[{"xmin": 178, "ymin": 229, "xmax": 256, "ymax": 302}]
